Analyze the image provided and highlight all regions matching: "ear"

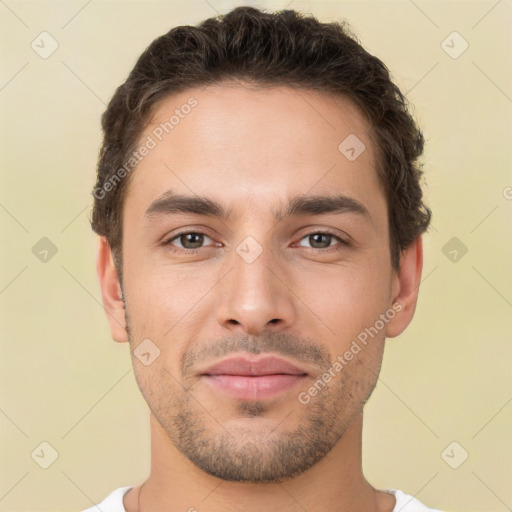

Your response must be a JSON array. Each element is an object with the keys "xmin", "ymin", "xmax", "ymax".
[
  {"xmin": 96, "ymin": 236, "xmax": 128, "ymax": 343},
  {"xmin": 386, "ymin": 235, "xmax": 424, "ymax": 338}
]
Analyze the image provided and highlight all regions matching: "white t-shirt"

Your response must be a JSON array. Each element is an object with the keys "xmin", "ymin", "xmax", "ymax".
[{"xmin": 82, "ymin": 486, "xmax": 442, "ymax": 511}]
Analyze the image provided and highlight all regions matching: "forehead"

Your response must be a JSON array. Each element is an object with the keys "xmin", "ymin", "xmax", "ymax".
[{"xmin": 123, "ymin": 83, "xmax": 384, "ymax": 221}]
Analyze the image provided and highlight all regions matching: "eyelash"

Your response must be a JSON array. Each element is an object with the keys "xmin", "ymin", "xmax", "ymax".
[{"xmin": 163, "ymin": 229, "xmax": 350, "ymax": 254}]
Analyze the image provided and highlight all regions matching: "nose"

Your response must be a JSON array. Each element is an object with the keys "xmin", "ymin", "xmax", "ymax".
[{"xmin": 216, "ymin": 241, "xmax": 296, "ymax": 335}]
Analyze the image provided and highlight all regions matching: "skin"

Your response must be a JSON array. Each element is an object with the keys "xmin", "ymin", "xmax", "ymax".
[{"xmin": 97, "ymin": 83, "xmax": 423, "ymax": 512}]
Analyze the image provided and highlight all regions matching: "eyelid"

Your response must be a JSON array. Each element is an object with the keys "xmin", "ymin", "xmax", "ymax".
[
  {"xmin": 164, "ymin": 229, "xmax": 219, "ymax": 249},
  {"xmin": 294, "ymin": 229, "xmax": 350, "ymax": 248},
  {"xmin": 163, "ymin": 227, "xmax": 351, "ymax": 253}
]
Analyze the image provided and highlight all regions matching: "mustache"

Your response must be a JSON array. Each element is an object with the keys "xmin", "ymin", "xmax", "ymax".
[{"xmin": 180, "ymin": 331, "xmax": 331, "ymax": 376}]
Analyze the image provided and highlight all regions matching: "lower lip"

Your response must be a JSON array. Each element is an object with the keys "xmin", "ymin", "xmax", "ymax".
[{"xmin": 202, "ymin": 374, "xmax": 307, "ymax": 400}]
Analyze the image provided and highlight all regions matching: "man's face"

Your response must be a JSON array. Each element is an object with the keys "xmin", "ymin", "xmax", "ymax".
[{"xmin": 117, "ymin": 84, "xmax": 401, "ymax": 482}]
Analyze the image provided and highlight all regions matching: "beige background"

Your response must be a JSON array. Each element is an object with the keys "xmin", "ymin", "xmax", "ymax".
[{"xmin": 1, "ymin": 0, "xmax": 511, "ymax": 511}]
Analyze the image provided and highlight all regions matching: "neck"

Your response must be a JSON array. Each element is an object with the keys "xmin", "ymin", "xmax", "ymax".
[{"xmin": 125, "ymin": 412, "xmax": 396, "ymax": 512}]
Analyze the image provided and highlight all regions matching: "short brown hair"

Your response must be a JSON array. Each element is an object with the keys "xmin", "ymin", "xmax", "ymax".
[{"xmin": 90, "ymin": 6, "xmax": 431, "ymax": 283}]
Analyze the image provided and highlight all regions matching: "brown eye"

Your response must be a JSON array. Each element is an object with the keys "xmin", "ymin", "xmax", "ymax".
[
  {"xmin": 166, "ymin": 232, "xmax": 213, "ymax": 250},
  {"xmin": 309, "ymin": 233, "xmax": 332, "ymax": 249},
  {"xmin": 297, "ymin": 232, "xmax": 346, "ymax": 250}
]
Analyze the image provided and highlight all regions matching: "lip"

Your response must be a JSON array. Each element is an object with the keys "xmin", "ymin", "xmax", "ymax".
[
  {"xmin": 199, "ymin": 354, "xmax": 308, "ymax": 400},
  {"xmin": 201, "ymin": 355, "xmax": 308, "ymax": 377}
]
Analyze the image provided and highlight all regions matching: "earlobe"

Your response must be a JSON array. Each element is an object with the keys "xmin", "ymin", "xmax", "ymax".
[
  {"xmin": 96, "ymin": 237, "xmax": 129, "ymax": 343},
  {"xmin": 386, "ymin": 236, "xmax": 424, "ymax": 339}
]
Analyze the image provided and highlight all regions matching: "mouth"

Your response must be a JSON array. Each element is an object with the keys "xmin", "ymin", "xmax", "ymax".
[{"xmin": 199, "ymin": 354, "xmax": 309, "ymax": 400}]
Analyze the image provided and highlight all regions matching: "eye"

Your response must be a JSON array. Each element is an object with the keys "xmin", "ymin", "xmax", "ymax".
[
  {"xmin": 165, "ymin": 231, "xmax": 215, "ymax": 250},
  {"xmin": 297, "ymin": 231, "xmax": 348, "ymax": 250},
  {"xmin": 163, "ymin": 230, "xmax": 349, "ymax": 253}
]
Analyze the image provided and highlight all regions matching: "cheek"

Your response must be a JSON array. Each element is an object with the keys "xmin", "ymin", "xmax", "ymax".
[
  {"xmin": 131, "ymin": 355, "xmax": 179, "ymax": 416},
  {"xmin": 124, "ymin": 262, "xmax": 211, "ymax": 328},
  {"xmin": 296, "ymin": 261, "xmax": 390, "ymax": 336},
  {"xmin": 123, "ymin": 264, "xmax": 217, "ymax": 373}
]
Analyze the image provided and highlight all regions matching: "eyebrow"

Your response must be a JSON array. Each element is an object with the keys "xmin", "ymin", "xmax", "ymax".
[{"xmin": 144, "ymin": 190, "xmax": 371, "ymax": 223}]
